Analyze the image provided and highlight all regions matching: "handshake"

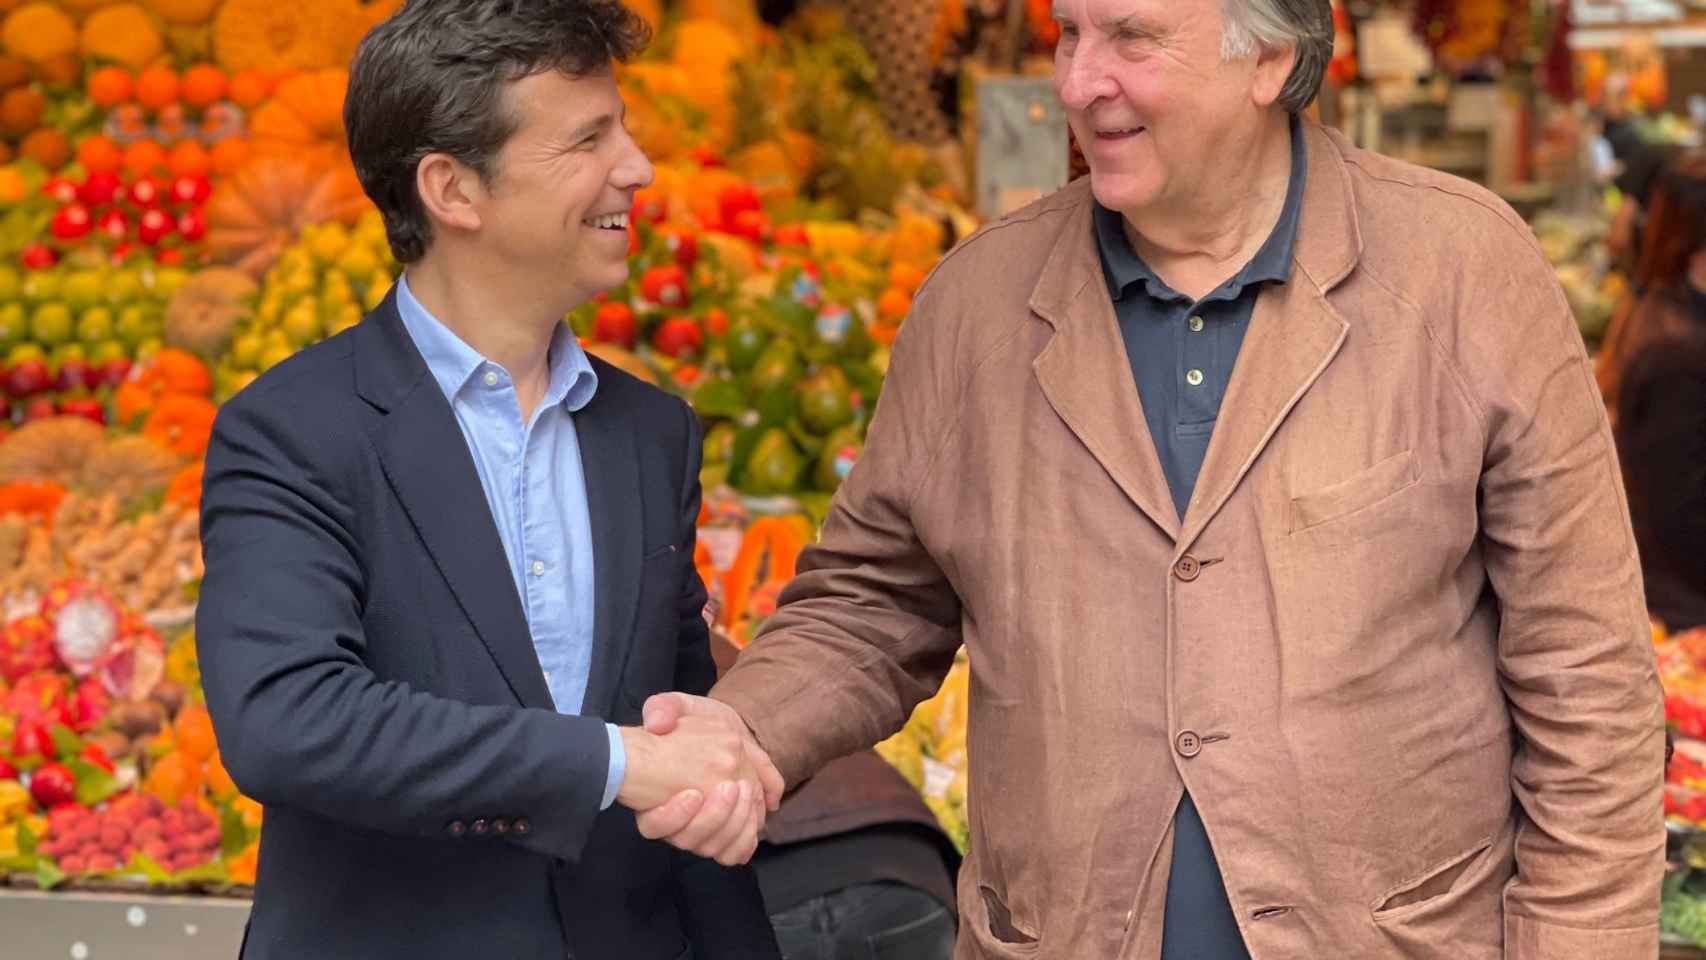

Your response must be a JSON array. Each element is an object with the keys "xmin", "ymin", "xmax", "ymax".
[{"xmin": 616, "ymin": 693, "xmax": 783, "ymax": 866}]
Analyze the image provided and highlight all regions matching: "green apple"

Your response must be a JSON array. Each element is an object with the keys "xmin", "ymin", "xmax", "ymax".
[
  {"xmin": 89, "ymin": 340, "xmax": 127, "ymax": 364},
  {"xmin": 106, "ymin": 268, "xmax": 143, "ymax": 306},
  {"xmin": 6, "ymin": 343, "xmax": 45, "ymax": 366},
  {"xmin": 114, "ymin": 305, "xmax": 152, "ymax": 349},
  {"xmin": 61, "ymin": 270, "xmax": 103, "ymax": 313},
  {"xmin": 77, "ymin": 306, "xmax": 115, "ymax": 346},
  {"xmin": 0, "ymin": 302, "xmax": 26, "ymax": 351},
  {"xmin": 152, "ymin": 268, "xmax": 190, "ymax": 300},
  {"xmin": 30, "ymin": 303, "xmax": 74, "ymax": 346},
  {"xmin": 0, "ymin": 265, "xmax": 21, "ymax": 302},
  {"xmin": 20, "ymin": 271, "xmax": 61, "ymax": 305}
]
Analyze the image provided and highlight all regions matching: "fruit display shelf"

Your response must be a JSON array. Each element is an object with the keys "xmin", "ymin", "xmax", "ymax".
[{"xmin": 0, "ymin": 885, "xmax": 247, "ymax": 959}]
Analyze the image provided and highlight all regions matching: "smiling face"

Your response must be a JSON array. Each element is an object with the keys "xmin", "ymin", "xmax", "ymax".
[
  {"xmin": 471, "ymin": 67, "xmax": 654, "ymax": 310},
  {"xmin": 1053, "ymin": 0, "xmax": 1272, "ymax": 218}
]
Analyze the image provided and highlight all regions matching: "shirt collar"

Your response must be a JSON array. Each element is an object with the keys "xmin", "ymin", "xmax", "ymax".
[
  {"xmin": 1093, "ymin": 113, "xmax": 1308, "ymax": 303},
  {"xmin": 396, "ymin": 273, "xmax": 599, "ymax": 413}
]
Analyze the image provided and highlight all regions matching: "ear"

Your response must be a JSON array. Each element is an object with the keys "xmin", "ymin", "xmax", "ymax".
[
  {"xmin": 1250, "ymin": 40, "xmax": 1296, "ymax": 110},
  {"xmin": 415, "ymin": 152, "xmax": 486, "ymax": 237}
]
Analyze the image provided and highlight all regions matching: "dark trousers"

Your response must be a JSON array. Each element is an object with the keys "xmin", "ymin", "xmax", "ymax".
[{"xmin": 771, "ymin": 882, "xmax": 955, "ymax": 960}]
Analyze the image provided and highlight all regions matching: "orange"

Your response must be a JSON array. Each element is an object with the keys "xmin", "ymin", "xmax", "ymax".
[
  {"xmin": 18, "ymin": 126, "xmax": 66, "ymax": 169},
  {"xmin": 0, "ymin": 56, "xmax": 29, "ymax": 89},
  {"xmin": 888, "ymin": 261, "xmax": 927, "ymax": 295},
  {"xmin": 179, "ymin": 63, "xmax": 226, "ymax": 108},
  {"xmin": 173, "ymin": 703, "xmax": 216, "ymax": 762},
  {"xmin": 208, "ymin": 135, "xmax": 249, "ymax": 174},
  {"xmin": 134, "ymin": 65, "xmax": 179, "ymax": 111},
  {"xmin": 76, "ymin": 133, "xmax": 122, "ymax": 174},
  {"xmin": 166, "ymin": 138, "xmax": 209, "ymax": 177},
  {"xmin": 0, "ymin": 85, "xmax": 43, "ymax": 136},
  {"xmin": 226, "ymin": 67, "xmax": 271, "ymax": 108},
  {"xmin": 86, "ymin": 65, "xmax": 133, "ymax": 107},
  {"xmin": 29, "ymin": 53, "xmax": 78, "ymax": 88},
  {"xmin": 876, "ymin": 286, "xmax": 912, "ymax": 322},
  {"xmin": 122, "ymin": 138, "xmax": 168, "ymax": 176},
  {"xmin": 142, "ymin": 751, "xmax": 202, "ymax": 806},
  {"xmin": 226, "ymin": 839, "xmax": 258, "ymax": 884},
  {"xmin": 152, "ymin": 348, "xmax": 213, "ymax": 396},
  {"xmin": 203, "ymin": 749, "xmax": 235, "ymax": 798}
]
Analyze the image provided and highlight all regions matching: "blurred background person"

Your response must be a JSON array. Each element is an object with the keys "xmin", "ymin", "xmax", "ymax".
[{"xmin": 1609, "ymin": 152, "xmax": 1706, "ymax": 634}]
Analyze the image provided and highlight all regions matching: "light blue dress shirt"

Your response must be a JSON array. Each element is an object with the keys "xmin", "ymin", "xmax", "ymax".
[{"xmin": 396, "ymin": 275, "xmax": 625, "ymax": 810}]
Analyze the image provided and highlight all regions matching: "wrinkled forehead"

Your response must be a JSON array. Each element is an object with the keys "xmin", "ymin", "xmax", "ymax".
[{"xmin": 1051, "ymin": 0, "xmax": 1215, "ymax": 28}]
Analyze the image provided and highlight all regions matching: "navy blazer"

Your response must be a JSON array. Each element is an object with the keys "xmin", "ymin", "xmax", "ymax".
[{"xmin": 196, "ymin": 288, "xmax": 778, "ymax": 960}]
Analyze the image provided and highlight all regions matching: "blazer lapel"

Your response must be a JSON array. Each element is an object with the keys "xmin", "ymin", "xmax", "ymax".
[
  {"xmin": 1030, "ymin": 192, "xmax": 1181, "ymax": 540},
  {"xmin": 1176, "ymin": 123, "xmax": 1364, "ymax": 553},
  {"xmin": 356, "ymin": 297, "xmax": 554, "ymax": 710},
  {"xmin": 1177, "ymin": 282, "xmax": 1347, "ymax": 551},
  {"xmin": 574, "ymin": 388, "xmax": 643, "ymax": 720}
]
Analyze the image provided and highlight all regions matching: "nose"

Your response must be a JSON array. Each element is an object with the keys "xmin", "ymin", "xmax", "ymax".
[
  {"xmin": 612, "ymin": 125, "xmax": 654, "ymax": 192},
  {"xmin": 1055, "ymin": 42, "xmax": 1116, "ymax": 112}
]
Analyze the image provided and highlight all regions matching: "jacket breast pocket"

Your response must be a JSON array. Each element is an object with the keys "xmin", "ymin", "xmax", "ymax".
[{"xmin": 1288, "ymin": 449, "xmax": 1420, "ymax": 536}]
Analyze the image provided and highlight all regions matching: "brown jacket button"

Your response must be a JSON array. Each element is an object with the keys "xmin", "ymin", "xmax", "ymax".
[
  {"xmin": 1174, "ymin": 556, "xmax": 1202, "ymax": 582},
  {"xmin": 492, "ymin": 819, "xmax": 510, "ymax": 835},
  {"xmin": 1176, "ymin": 731, "xmax": 1202, "ymax": 758},
  {"xmin": 513, "ymin": 819, "xmax": 531, "ymax": 836},
  {"xmin": 446, "ymin": 820, "xmax": 466, "ymax": 838},
  {"xmin": 470, "ymin": 818, "xmax": 489, "ymax": 836}
]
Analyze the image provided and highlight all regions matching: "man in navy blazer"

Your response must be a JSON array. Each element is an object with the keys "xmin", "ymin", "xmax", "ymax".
[{"xmin": 194, "ymin": 2, "xmax": 782, "ymax": 957}]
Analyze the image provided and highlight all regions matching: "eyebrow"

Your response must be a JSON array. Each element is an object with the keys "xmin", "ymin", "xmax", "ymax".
[{"xmin": 566, "ymin": 113, "xmax": 615, "ymax": 143}]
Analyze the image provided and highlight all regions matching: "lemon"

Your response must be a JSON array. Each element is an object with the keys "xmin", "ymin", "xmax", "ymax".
[
  {"xmin": 308, "ymin": 224, "xmax": 352, "ymax": 265},
  {"xmin": 259, "ymin": 343, "xmax": 295, "ymax": 370},
  {"xmin": 281, "ymin": 302, "xmax": 322, "ymax": 348},
  {"xmin": 229, "ymin": 331, "xmax": 264, "ymax": 369}
]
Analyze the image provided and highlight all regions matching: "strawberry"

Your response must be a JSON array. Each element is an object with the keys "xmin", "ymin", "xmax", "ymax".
[
  {"xmin": 638, "ymin": 265, "xmax": 688, "ymax": 308},
  {"xmin": 650, "ymin": 316, "xmax": 703, "ymax": 359},
  {"xmin": 29, "ymin": 762, "xmax": 76, "ymax": 808},
  {"xmin": 592, "ymin": 302, "xmax": 637, "ymax": 349}
]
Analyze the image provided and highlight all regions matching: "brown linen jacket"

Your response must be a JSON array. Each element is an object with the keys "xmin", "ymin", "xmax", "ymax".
[{"xmin": 713, "ymin": 123, "xmax": 1665, "ymax": 959}]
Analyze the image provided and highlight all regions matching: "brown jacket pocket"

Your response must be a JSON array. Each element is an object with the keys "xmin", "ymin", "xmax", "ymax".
[
  {"xmin": 1372, "ymin": 835, "xmax": 1493, "ymax": 921},
  {"xmin": 1290, "ymin": 449, "xmax": 1420, "ymax": 533}
]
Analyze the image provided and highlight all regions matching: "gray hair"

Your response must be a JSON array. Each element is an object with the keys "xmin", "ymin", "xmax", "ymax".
[{"xmin": 1220, "ymin": 0, "xmax": 1334, "ymax": 114}]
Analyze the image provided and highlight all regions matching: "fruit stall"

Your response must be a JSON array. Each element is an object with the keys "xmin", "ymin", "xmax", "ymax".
[
  {"xmin": 1660, "ymin": 625, "xmax": 1706, "ymax": 955},
  {"xmin": 0, "ymin": 0, "xmax": 981, "ymax": 951}
]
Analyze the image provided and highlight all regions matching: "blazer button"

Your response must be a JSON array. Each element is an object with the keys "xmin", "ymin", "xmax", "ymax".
[
  {"xmin": 1176, "ymin": 731, "xmax": 1202, "ymax": 758},
  {"xmin": 470, "ymin": 818, "xmax": 489, "ymax": 836},
  {"xmin": 446, "ymin": 820, "xmax": 466, "ymax": 838},
  {"xmin": 492, "ymin": 818, "xmax": 510, "ymax": 835},
  {"xmin": 513, "ymin": 818, "xmax": 531, "ymax": 837},
  {"xmin": 1173, "ymin": 555, "xmax": 1202, "ymax": 582}
]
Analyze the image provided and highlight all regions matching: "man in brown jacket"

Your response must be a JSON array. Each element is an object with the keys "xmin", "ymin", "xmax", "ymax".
[{"xmin": 637, "ymin": 0, "xmax": 1667, "ymax": 956}]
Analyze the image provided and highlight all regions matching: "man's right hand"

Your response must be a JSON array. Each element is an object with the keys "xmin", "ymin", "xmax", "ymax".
[
  {"xmin": 616, "ymin": 715, "xmax": 768, "ymax": 866},
  {"xmin": 629, "ymin": 693, "xmax": 784, "ymax": 865}
]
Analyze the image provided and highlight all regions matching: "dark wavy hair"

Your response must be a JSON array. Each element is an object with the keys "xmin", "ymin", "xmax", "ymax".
[
  {"xmin": 344, "ymin": 0, "xmax": 651, "ymax": 263},
  {"xmin": 1637, "ymin": 149, "xmax": 1706, "ymax": 293}
]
